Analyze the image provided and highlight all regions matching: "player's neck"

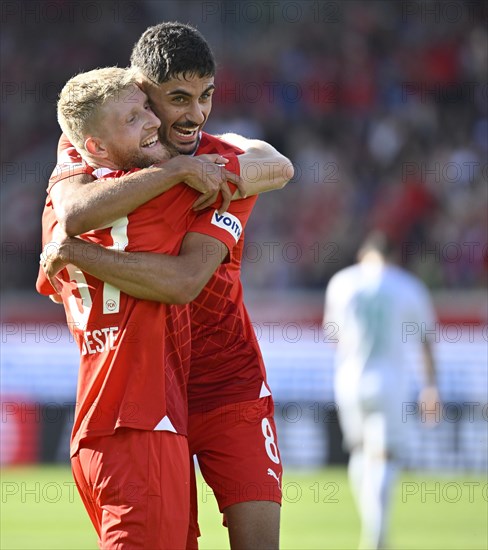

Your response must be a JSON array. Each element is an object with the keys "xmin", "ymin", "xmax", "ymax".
[
  {"xmin": 360, "ymin": 250, "xmax": 386, "ymax": 266},
  {"xmin": 81, "ymin": 153, "xmax": 119, "ymax": 171}
]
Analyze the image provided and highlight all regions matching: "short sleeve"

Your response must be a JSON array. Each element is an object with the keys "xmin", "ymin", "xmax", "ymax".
[
  {"xmin": 36, "ymin": 266, "xmax": 57, "ymax": 296},
  {"xmin": 184, "ymin": 149, "xmax": 257, "ymax": 258},
  {"xmin": 36, "ymin": 201, "xmax": 60, "ymax": 296},
  {"xmin": 188, "ymin": 191, "xmax": 257, "ymax": 261}
]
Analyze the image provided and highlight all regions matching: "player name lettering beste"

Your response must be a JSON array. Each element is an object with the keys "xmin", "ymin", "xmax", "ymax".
[{"xmin": 81, "ymin": 326, "xmax": 119, "ymax": 356}]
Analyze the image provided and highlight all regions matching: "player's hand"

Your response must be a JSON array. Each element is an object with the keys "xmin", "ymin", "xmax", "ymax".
[
  {"xmin": 418, "ymin": 385, "xmax": 442, "ymax": 428},
  {"xmin": 40, "ymin": 228, "xmax": 70, "ymax": 293},
  {"xmin": 190, "ymin": 160, "xmax": 244, "ymax": 214},
  {"xmin": 41, "ymin": 246, "xmax": 67, "ymax": 294},
  {"xmin": 176, "ymin": 154, "xmax": 228, "ymax": 194},
  {"xmin": 192, "ymin": 179, "xmax": 235, "ymax": 214},
  {"xmin": 174, "ymin": 154, "xmax": 245, "ymax": 213},
  {"xmin": 195, "ymin": 154, "xmax": 243, "ymax": 193},
  {"xmin": 192, "ymin": 169, "xmax": 244, "ymax": 213}
]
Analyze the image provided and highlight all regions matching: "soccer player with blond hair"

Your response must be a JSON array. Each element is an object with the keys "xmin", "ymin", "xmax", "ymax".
[
  {"xmin": 41, "ymin": 22, "xmax": 290, "ymax": 549},
  {"xmin": 38, "ymin": 66, "xmax": 255, "ymax": 548}
]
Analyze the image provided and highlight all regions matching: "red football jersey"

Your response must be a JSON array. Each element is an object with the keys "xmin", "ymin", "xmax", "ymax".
[
  {"xmin": 45, "ymin": 133, "xmax": 271, "ymax": 416},
  {"xmin": 188, "ymin": 134, "xmax": 269, "ymax": 413},
  {"xmin": 36, "ymin": 163, "xmax": 243, "ymax": 457}
]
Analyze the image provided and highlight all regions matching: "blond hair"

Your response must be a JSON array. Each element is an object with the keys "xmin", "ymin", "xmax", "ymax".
[{"xmin": 57, "ymin": 67, "xmax": 136, "ymax": 151}]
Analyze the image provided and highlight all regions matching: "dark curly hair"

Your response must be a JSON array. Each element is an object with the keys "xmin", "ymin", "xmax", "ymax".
[{"xmin": 130, "ymin": 22, "xmax": 215, "ymax": 83}]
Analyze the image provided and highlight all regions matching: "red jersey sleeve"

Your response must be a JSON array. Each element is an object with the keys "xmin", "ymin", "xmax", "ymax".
[
  {"xmin": 35, "ymin": 194, "xmax": 60, "ymax": 296},
  {"xmin": 187, "ymin": 151, "xmax": 258, "ymax": 258},
  {"xmin": 197, "ymin": 132, "xmax": 245, "ymax": 156},
  {"xmin": 48, "ymin": 134, "xmax": 95, "ymax": 192},
  {"xmin": 36, "ymin": 268, "xmax": 57, "ymax": 296},
  {"xmin": 37, "ymin": 168, "xmax": 132, "ymax": 297},
  {"xmin": 188, "ymin": 195, "xmax": 257, "ymax": 256}
]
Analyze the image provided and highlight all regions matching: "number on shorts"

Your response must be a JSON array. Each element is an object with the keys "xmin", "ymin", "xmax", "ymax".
[{"xmin": 261, "ymin": 418, "xmax": 280, "ymax": 464}]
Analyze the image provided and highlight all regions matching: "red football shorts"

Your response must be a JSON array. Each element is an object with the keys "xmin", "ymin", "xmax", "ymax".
[
  {"xmin": 71, "ymin": 428, "xmax": 190, "ymax": 550},
  {"xmin": 186, "ymin": 397, "xmax": 283, "ymax": 546}
]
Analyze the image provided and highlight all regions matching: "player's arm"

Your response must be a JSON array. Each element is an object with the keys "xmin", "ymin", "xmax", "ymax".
[
  {"xmin": 42, "ymin": 233, "xmax": 227, "ymax": 305},
  {"xmin": 220, "ymin": 133, "xmax": 294, "ymax": 197},
  {"xmin": 415, "ymin": 288, "xmax": 441, "ymax": 425},
  {"xmin": 52, "ymin": 155, "xmax": 241, "ymax": 236},
  {"xmin": 193, "ymin": 134, "xmax": 293, "ymax": 210},
  {"xmin": 322, "ymin": 276, "xmax": 339, "ymax": 330},
  {"xmin": 418, "ymin": 337, "xmax": 441, "ymax": 425},
  {"xmin": 421, "ymin": 338, "xmax": 437, "ymax": 387}
]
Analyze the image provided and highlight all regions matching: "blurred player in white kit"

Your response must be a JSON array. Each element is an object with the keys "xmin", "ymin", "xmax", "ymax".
[{"xmin": 324, "ymin": 231, "xmax": 441, "ymax": 549}]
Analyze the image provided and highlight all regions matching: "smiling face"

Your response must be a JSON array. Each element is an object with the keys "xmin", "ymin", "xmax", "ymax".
[
  {"xmin": 141, "ymin": 73, "xmax": 215, "ymax": 155},
  {"xmin": 91, "ymin": 84, "xmax": 171, "ymax": 170}
]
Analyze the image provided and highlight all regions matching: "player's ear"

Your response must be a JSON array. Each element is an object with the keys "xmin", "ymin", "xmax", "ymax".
[{"xmin": 85, "ymin": 136, "xmax": 109, "ymax": 158}]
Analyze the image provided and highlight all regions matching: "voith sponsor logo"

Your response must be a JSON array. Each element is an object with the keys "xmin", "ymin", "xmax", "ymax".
[{"xmin": 211, "ymin": 211, "xmax": 242, "ymax": 242}]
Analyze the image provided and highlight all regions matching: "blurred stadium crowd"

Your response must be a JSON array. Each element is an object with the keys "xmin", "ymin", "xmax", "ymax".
[{"xmin": 2, "ymin": 0, "xmax": 487, "ymax": 291}]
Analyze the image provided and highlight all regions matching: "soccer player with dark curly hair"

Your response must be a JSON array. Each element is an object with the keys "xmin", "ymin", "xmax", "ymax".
[{"xmin": 40, "ymin": 22, "xmax": 291, "ymax": 549}]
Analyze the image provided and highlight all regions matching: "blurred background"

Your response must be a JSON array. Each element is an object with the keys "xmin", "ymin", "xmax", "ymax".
[{"xmin": 1, "ymin": 1, "xmax": 487, "ymax": 546}]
